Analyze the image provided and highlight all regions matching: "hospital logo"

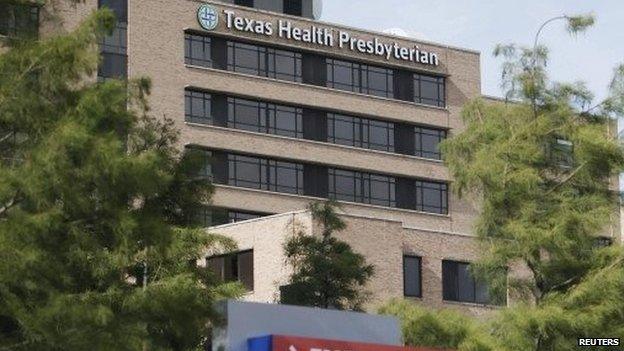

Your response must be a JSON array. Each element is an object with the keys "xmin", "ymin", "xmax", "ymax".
[{"xmin": 197, "ymin": 4, "xmax": 219, "ymax": 31}]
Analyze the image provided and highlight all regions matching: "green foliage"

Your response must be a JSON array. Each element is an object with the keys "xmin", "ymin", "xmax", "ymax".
[
  {"xmin": 565, "ymin": 14, "xmax": 595, "ymax": 35},
  {"xmin": 0, "ymin": 5, "xmax": 241, "ymax": 351},
  {"xmin": 282, "ymin": 201, "xmax": 374, "ymax": 310}
]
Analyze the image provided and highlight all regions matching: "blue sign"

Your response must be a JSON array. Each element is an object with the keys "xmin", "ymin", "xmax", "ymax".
[{"xmin": 197, "ymin": 4, "xmax": 218, "ymax": 31}]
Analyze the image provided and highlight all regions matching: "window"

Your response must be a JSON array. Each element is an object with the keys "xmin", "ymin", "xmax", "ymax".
[
  {"xmin": 415, "ymin": 180, "xmax": 448, "ymax": 214},
  {"xmin": 228, "ymin": 97, "xmax": 303, "ymax": 138},
  {"xmin": 403, "ymin": 255, "xmax": 422, "ymax": 297},
  {"xmin": 414, "ymin": 74, "xmax": 445, "ymax": 107},
  {"xmin": 551, "ymin": 137, "xmax": 574, "ymax": 169},
  {"xmin": 206, "ymin": 250, "xmax": 254, "ymax": 291},
  {"xmin": 283, "ymin": 0, "xmax": 303, "ymax": 16},
  {"xmin": 185, "ymin": 33, "xmax": 212, "ymax": 67},
  {"xmin": 442, "ymin": 260, "xmax": 504, "ymax": 305},
  {"xmin": 234, "ymin": 0, "xmax": 254, "ymax": 7},
  {"xmin": 326, "ymin": 58, "xmax": 394, "ymax": 98},
  {"xmin": 98, "ymin": 0, "xmax": 127, "ymax": 80},
  {"xmin": 228, "ymin": 154, "xmax": 304, "ymax": 195},
  {"xmin": 227, "ymin": 41, "xmax": 302, "ymax": 82},
  {"xmin": 185, "ymin": 90, "xmax": 212, "ymax": 124},
  {"xmin": 193, "ymin": 207, "xmax": 269, "ymax": 227},
  {"xmin": 328, "ymin": 168, "xmax": 396, "ymax": 207},
  {"xmin": 0, "ymin": 3, "xmax": 39, "ymax": 38},
  {"xmin": 415, "ymin": 126, "xmax": 447, "ymax": 160},
  {"xmin": 327, "ymin": 113, "xmax": 394, "ymax": 152}
]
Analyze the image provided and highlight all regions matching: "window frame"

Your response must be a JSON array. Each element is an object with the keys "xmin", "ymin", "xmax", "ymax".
[
  {"xmin": 185, "ymin": 33, "xmax": 213, "ymax": 67},
  {"xmin": 227, "ymin": 41, "xmax": 302, "ymax": 82},
  {"xmin": 327, "ymin": 113, "xmax": 395, "ymax": 152},
  {"xmin": 415, "ymin": 180, "xmax": 448, "ymax": 214},
  {"xmin": 403, "ymin": 255, "xmax": 422, "ymax": 298},
  {"xmin": 227, "ymin": 154, "xmax": 304, "ymax": 195},
  {"xmin": 328, "ymin": 168, "xmax": 396, "ymax": 207},
  {"xmin": 414, "ymin": 126, "xmax": 447, "ymax": 160},
  {"xmin": 326, "ymin": 58, "xmax": 394, "ymax": 98},
  {"xmin": 206, "ymin": 249, "xmax": 254, "ymax": 291},
  {"xmin": 414, "ymin": 73, "xmax": 446, "ymax": 107},
  {"xmin": 442, "ymin": 260, "xmax": 504, "ymax": 305}
]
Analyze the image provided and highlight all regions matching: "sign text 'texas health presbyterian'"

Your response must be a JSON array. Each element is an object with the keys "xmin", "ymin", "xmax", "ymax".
[{"xmin": 199, "ymin": 5, "xmax": 440, "ymax": 67}]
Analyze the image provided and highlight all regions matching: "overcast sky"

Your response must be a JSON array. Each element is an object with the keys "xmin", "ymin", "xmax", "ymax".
[{"xmin": 320, "ymin": 0, "xmax": 624, "ymax": 102}]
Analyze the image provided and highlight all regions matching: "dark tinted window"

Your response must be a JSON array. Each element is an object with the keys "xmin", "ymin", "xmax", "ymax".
[
  {"xmin": 228, "ymin": 154, "xmax": 304, "ymax": 195},
  {"xmin": 185, "ymin": 33, "xmax": 212, "ymax": 67},
  {"xmin": 283, "ymin": 0, "xmax": 303, "ymax": 16},
  {"xmin": 414, "ymin": 74, "xmax": 445, "ymax": 107},
  {"xmin": 207, "ymin": 250, "xmax": 254, "ymax": 291},
  {"xmin": 193, "ymin": 207, "xmax": 269, "ymax": 227},
  {"xmin": 234, "ymin": 0, "xmax": 254, "ymax": 7},
  {"xmin": 326, "ymin": 59, "xmax": 394, "ymax": 98},
  {"xmin": 227, "ymin": 41, "xmax": 302, "ymax": 82},
  {"xmin": 0, "ymin": 3, "xmax": 39, "ymax": 38},
  {"xmin": 415, "ymin": 180, "xmax": 448, "ymax": 214},
  {"xmin": 328, "ymin": 169, "xmax": 396, "ymax": 207},
  {"xmin": 228, "ymin": 97, "xmax": 303, "ymax": 138},
  {"xmin": 415, "ymin": 126, "xmax": 446, "ymax": 160},
  {"xmin": 98, "ymin": 0, "xmax": 127, "ymax": 79},
  {"xmin": 403, "ymin": 255, "xmax": 422, "ymax": 297},
  {"xmin": 327, "ymin": 113, "xmax": 394, "ymax": 152},
  {"xmin": 185, "ymin": 90, "xmax": 212, "ymax": 124},
  {"xmin": 442, "ymin": 260, "xmax": 504, "ymax": 305}
]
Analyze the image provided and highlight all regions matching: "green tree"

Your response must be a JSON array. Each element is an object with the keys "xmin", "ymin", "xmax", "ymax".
[
  {"xmin": 282, "ymin": 201, "xmax": 374, "ymax": 310},
  {"xmin": 383, "ymin": 13, "xmax": 624, "ymax": 351},
  {"xmin": 0, "ymin": 4, "xmax": 240, "ymax": 351}
]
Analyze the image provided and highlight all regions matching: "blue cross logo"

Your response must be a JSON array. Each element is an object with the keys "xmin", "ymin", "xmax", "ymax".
[{"xmin": 197, "ymin": 4, "xmax": 218, "ymax": 31}]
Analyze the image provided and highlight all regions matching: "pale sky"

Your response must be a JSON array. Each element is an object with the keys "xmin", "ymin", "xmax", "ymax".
[{"xmin": 321, "ymin": 0, "xmax": 624, "ymax": 102}]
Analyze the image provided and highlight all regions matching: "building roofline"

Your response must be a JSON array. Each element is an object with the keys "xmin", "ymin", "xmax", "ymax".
[{"xmin": 200, "ymin": 0, "xmax": 481, "ymax": 56}]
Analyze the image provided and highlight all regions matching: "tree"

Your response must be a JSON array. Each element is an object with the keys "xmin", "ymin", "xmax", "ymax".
[
  {"xmin": 282, "ymin": 201, "xmax": 374, "ymax": 311},
  {"xmin": 0, "ymin": 4, "xmax": 241, "ymax": 351},
  {"xmin": 383, "ymin": 13, "xmax": 624, "ymax": 351}
]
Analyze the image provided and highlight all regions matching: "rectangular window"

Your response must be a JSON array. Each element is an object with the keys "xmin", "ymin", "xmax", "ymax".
[
  {"xmin": 403, "ymin": 255, "xmax": 422, "ymax": 297},
  {"xmin": 185, "ymin": 90, "xmax": 212, "ymax": 124},
  {"xmin": 193, "ymin": 207, "xmax": 269, "ymax": 227},
  {"xmin": 327, "ymin": 113, "xmax": 394, "ymax": 152},
  {"xmin": 228, "ymin": 154, "xmax": 304, "ymax": 195},
  {"xmin": 326, "ymin": 59, "xmax": 394, "ymax": 98},
  {"xmin": 228, "ymin": 97, "xmax": 303, "ymax": 138},
  {"xmin": 0, "ymin": 3, "xmax": 39, "ymax": 38},
  {"xmin": 551, "ymin": 137, "xmax": 574, "ymax": 169},
  {"xmin": 98, "ymin": 0, "xmax": 127, "ymax": 80},
  {"xmin": 414, "ymin": 126, "xmax": 447, "ymax": 160},
  {"xmin": 206, "ymin": 250, "xmax": 254, "ymax": 291},
  {"xmin": 283, "ymin": 0, "xmax": 303, "ymax": 16},
  {"xmin": 227, "ymin": 41, "xmax": 302, "ymax": 82},
  {"xmin": 328, "ymin": 168, "xmax": 396, "ymax": 207},
  {"xmin": 415, "ymin": 180, "xmax": 448, "ymax": 214},
  {"xmin": 234, "ymin": 0, "xmax": 254, "ymax": 7},
  {"xmin": 442, "ymin": 260, "xmax": 504, "ymax": 305},
  {"xmin": 185, "ymin": 33, "xmax": 212, "ymax": 67},
  {"xmin": 414, "ymin": 74, "xmax": 445, "ymax": 107}
]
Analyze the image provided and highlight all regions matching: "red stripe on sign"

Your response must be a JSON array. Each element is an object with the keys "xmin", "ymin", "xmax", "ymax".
[{"xmin": 271, "ymin": 335, "xmax": 454, "ymax": 351}]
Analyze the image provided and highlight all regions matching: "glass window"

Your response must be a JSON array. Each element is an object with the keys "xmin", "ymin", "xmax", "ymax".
[
  {"xmin": 328, "ymin": 168, "xmax": 396, "ymax": 207},
  {"xmin": 283, "ymin": 0, "xmax": 303, "ymax": 16},
  {"xmin": 327, "ymin": 59, "xmax": 394, "ymax": 98},
  {"xmin": 414, "ymin": 74, "xmax": 445, "ymax": 107},
  {"xmin": 234, "ymin": 0, "xmax": 254, "ymax": 7},
  {"xmin": 227, "ymin": 41, "xmax": 302, "ymax": 82},
  {"xmin": 551, "ymin": 137, "xmax": 574, "ymax": 169},
  {"xmin": 206, "ymin": 250, "xmax": 254, "ymax": 291},
  {"xmin": 403, "ymin": 255, "xmax": 422, "ymax": 297},
  {"xmin": 185, "ymin": 90, "xmax": 212, "ymax": 124},
  {"xmin": 228, "ymin": 154, "xmax": 304, "ymax": 195},
  {"xmin": 185, "ymin": 33, "xmax": 212, "ymax": 67},
  {"xmin": 193, "ymin": 207, "xmax": 269, "ymax": 227},
  {"xmin": 0, "ymin": 3, "xmax": 39, "ymax": 38},
  {"xmin": 415, "ymin": 180, "xmax": 448, "ymax": 214},
  {"xmin": 228, "ymin": 97, "xmax": 303, "ymax": 138},
  {"xmin": 98, "ymin": 52, "xmax": 127, "ymax": 79},
  {"xmin": 327, "ymin": 113, "xmax": 394, "ymax": 152},
  {"xmin": 442, "ymin": 260, "xmax": 503, "ymax": 305},
  {"xmin": 415, "ymin": 126, "xmax": 447, "ymax": 160},
  {"xmin": 98, "ymin": 0, "xmax": 127, "ymax": 22}
]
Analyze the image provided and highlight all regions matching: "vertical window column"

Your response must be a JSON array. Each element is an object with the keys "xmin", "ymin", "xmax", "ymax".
[
  {"xmin": 0, "ymin": 3, "xmax": 39, "ymax": 38},
  {"xmin": 98, "ymin": 0, "xmax": 128, "ymax": 80}
]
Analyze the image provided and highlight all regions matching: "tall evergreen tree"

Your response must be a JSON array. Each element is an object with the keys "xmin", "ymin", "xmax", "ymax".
[
  {"xmin": 0, "ymin": 4, "xmax": 240, "ymax": 351},
  {"xmin": 282, "ymin": 201, "xmax": 374, "ymax": 311}
]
